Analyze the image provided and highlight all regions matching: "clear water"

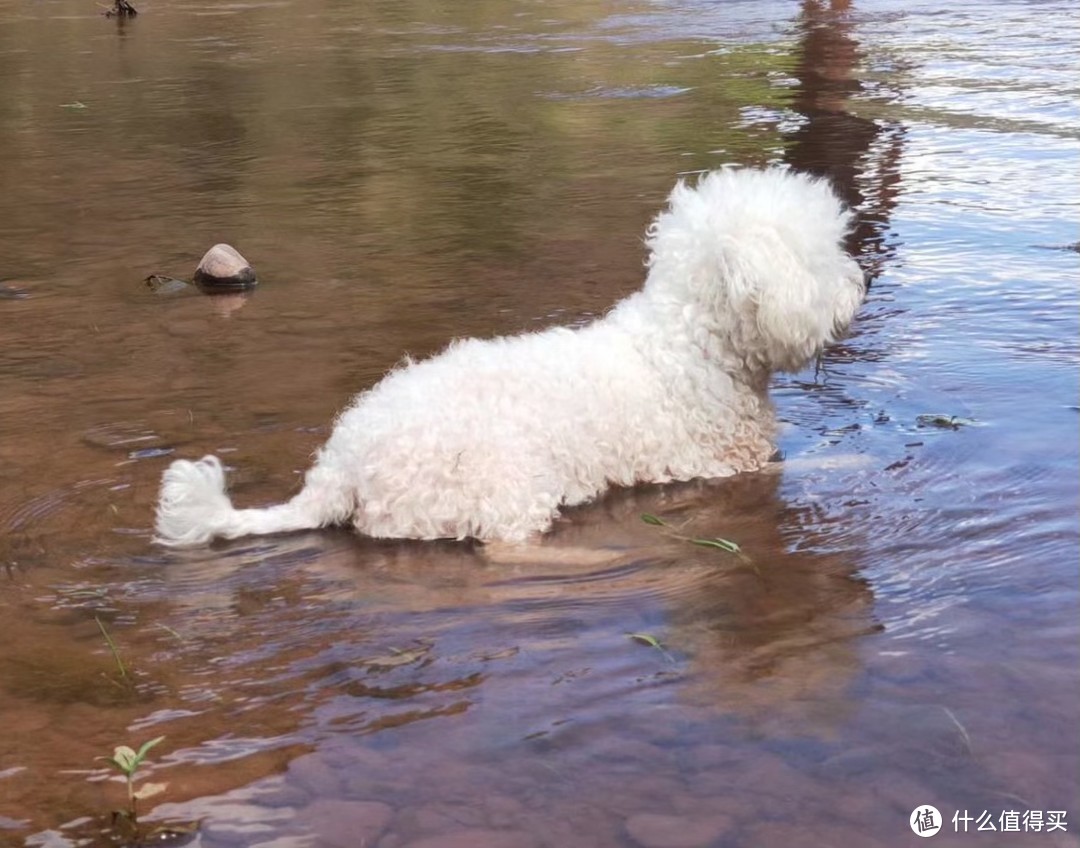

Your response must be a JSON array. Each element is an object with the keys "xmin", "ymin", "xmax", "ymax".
[{"xmin": 1, "ymin": 1, "xmax": 1077, "ymax": 846}]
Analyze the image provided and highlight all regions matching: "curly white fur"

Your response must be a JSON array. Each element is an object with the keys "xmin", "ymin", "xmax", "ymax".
[{"xmin": 155, "ymin": 167, "xmax": 864, "ymax": 546}]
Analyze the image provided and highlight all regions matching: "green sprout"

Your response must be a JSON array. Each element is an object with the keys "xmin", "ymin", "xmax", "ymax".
[{"xmin": 99, "ymin": 736, "xmax": 166, "ymax": 822}]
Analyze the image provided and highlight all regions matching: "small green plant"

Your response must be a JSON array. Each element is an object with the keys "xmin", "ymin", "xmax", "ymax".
[
  {"xmin": 641, "ymin": 514, "xmax": 751, "ymax": 561},
  {"xmin": 100, "ymin": 736, "xmax": 166, "ymax": 823}
]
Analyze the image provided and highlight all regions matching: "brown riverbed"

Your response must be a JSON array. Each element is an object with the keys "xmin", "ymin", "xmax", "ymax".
[{"xmin": 1, "ymin": 1, "xmax": 1077, "ymax": 846}]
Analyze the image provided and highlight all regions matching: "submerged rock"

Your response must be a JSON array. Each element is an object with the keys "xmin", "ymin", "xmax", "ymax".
[
  {"xmin": 145, "ymin": 274, "xmax": 192, "ymax": 296},
  {"xmin": 0, "ymin": 283, "xmax": 30, "ymax": 300},
  {"xmin": 193, "ymin": 243, "xmax": 257, "ymax": 291}
]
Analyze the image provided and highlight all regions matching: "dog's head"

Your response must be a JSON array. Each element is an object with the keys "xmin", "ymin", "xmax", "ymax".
[{"xmin": 643, "ymin": 167, "xmax": 865, "ymax": 374}]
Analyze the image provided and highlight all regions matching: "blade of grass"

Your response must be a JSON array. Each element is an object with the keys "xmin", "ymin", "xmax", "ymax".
[
  {"xmin": 642, "ymin": 513, "xmax": 756, "ymax": 571},
  {"xmin": 688, "ymin": 537, "xmax": 742, "ymax": 554},
  {"xmin": 95, "ymin": 616, "xmax": 129, "ymax": 682},
  {"xmin": 940, "ymin": 706, "xmax": 973, "ymax": 755},
  {"xmin": 627, "ymin": 632, "xmax": 662, "ymax": 649},
  {"xmin": 154, "ymin": 623, "xmax": 184, "ymax": 641},
  {"xmin": 626, "ymin": 632, "xmax": 676, "ymax": 664}
]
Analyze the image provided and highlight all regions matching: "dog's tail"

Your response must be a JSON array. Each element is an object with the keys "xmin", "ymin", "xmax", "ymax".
[{"xmin": 153, "ymin": 455, "xmax": 341, "ymax": 547}]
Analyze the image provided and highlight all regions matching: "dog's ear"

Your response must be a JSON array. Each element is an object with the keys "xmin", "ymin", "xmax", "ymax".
[{"xmin": 720, "ymin": 226, "xmax": 863, "ymax": 373}]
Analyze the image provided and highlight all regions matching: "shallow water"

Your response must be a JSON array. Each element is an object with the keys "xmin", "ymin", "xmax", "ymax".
[{"xmin": 1, "ymin": 1, "xmax": 1077, "ymax": 846}]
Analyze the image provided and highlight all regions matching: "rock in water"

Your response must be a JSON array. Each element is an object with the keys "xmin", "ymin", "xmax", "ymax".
[
  {"xmin": 144, "ymin": 274, "xmax": 192, "ymax": 296},
  {"xmin": 193, "ymin": 244, "xmax": 257, "ymax": 291}
]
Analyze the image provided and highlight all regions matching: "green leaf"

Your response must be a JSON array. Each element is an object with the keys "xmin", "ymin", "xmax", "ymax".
[
  {"xmin": 626, "ymin": 632, "xmax": 676, "ymax": 664},
  {"xmin": 103, "ymin": 737, "xmax": 164, "ymax": 777},
  {"xmin": 627, "ymin": 632, "xmax": 663, "ymax": 649},
  {"xmin": 135, "ymin": 736, "xmax": 166, "ymax": 762},
  {"xmin": 689, "ymin": 537, "xmax": 741, "ymax": 554},
  {"xmin": 640, "ymin": 513, "xmax": 666, "ymax": 527},
  {"xmin": 110, "ymin": 746, "xmax": 138, "ymax": 775}
]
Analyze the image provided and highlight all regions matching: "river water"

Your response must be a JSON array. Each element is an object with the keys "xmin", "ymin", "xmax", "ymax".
[{"xmin": 1, "ymin": 1, "xmax": 1077, "ymax": 846}]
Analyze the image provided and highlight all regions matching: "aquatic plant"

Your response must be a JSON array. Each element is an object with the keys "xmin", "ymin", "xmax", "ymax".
[
  {"xmin": 641, "ymin": 514, "xmax": 748, "ymax": 558},
  {"xmin": 100, "ymin": 736, "xmax": 166, "ymax": 823},
  {"xmin": 627, "ymin": 632, "xmax": 675, "ymax": 664},
  {"xmin": 95, "ymin": 616, "xmax": 130, "ymax": 686}
]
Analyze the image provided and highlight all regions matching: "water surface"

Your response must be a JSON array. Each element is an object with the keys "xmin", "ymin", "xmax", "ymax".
[{"xmin": 1, "ymin": 1, "xmax": 1077, "ymax": 846}]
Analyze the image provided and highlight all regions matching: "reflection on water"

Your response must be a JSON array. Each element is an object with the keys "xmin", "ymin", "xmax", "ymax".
[
  {"xmin": 1, "ymin": 0, "xmax": 1077, "ymax": 845},
  {"xmin": 783, "ymin": 0, "xmax": 906, "ymax": 279}
]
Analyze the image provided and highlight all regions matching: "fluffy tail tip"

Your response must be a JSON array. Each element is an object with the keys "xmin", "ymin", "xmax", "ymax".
[{"xmin": 154, "ymin": 455, "xmax": 235, "ymax": 547}]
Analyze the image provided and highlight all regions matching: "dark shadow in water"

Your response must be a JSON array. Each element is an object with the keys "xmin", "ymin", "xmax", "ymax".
[
  {"xmin": 784, "ymin": 0, "xmax": 906, "ymax": 284},
  {"xmin": 555, "ymin": 471, "xmax": 880, "ymax": 723}
]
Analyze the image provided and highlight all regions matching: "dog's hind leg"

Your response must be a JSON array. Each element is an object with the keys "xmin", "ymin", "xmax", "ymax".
[{"xmin": 154, "ymin": 455, "xmax": 351, "ymax": 547}]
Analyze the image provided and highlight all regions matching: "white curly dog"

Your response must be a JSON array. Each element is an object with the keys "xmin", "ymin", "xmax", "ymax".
[{"xmin": 155, "ymin": 167, "xmax": 864, "ymax": 547}]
